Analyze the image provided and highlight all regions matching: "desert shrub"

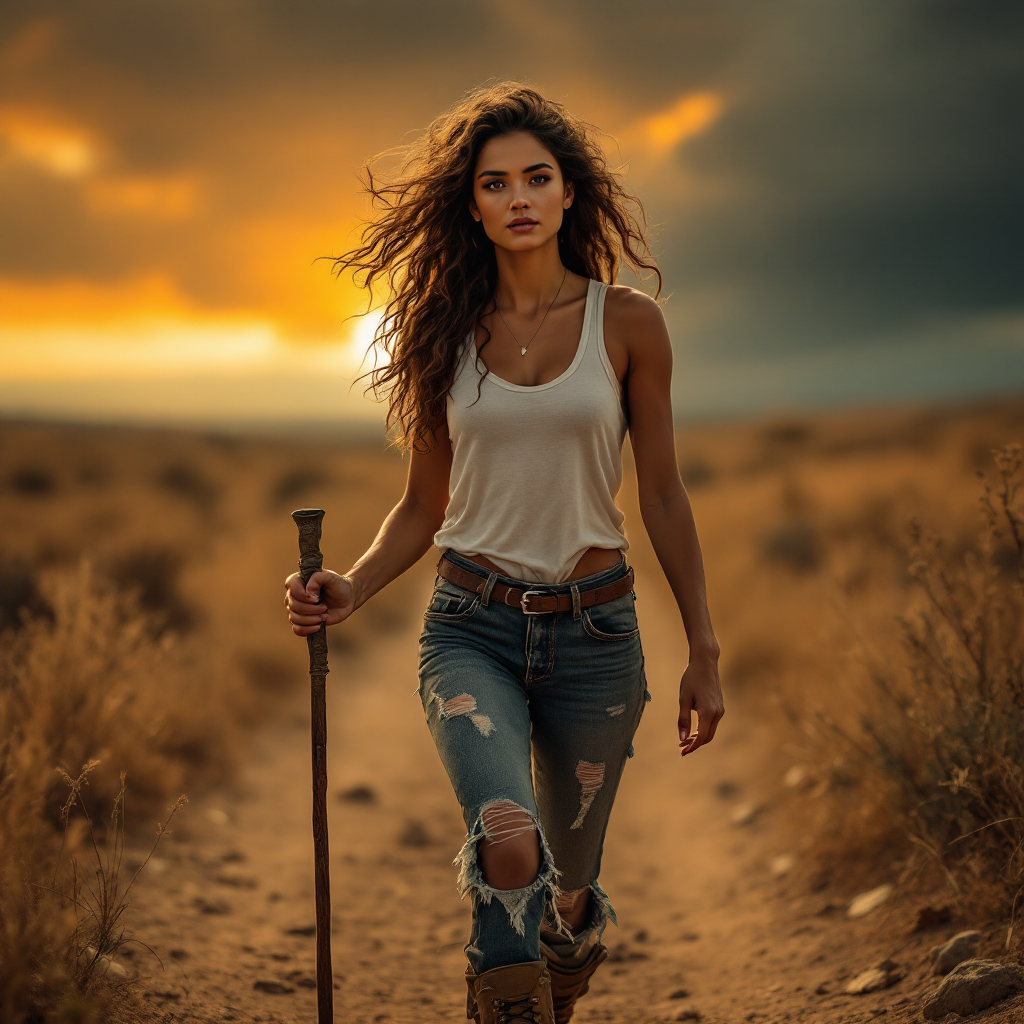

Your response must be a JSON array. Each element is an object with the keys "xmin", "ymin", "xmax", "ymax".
[
  {"xmin": 156, "ymin": 462, "xmax": 219, "ymax": 511},
  {"xmin": 761, "ymin": 520, "xmax": 821, "ymax": 572},
  {"xmin": 763, "ymin": 419, "xmax": 813, "ymax": 446},
  {"xmin": 679, "ymin": 458, "xmax": 717, "ymax": 490},
  {"xmin": 269, "ymin": 467, "xmax": 330, "ymax": 508},
  {"xmin": 10, "ymin": 467, "xmax": 56, "ymax": 497},
  {"xmin": 0, "ymin": 563, "xmax": 232, "ymax": 1019},
  {"xmin": 0, "ymin": 755, "xmax": 77, "ymax": 1021},
  {"xmin": 7, "ymin": 562, "xmax": 236, "ymax": 806},
  {"xmin": 0, "ymin": 556, "xmax": 52, "ymax": 632},
  {"xmin": 104, "ymin": 544, "xmax": 193, "ymax": 634},
  {"xmin": 0, "ymin": 762, "xmax": 182, "ymax": 1023},
  {"xmin": 814, "ymin": 445, "xmax": 1024, "ymax": 919}
]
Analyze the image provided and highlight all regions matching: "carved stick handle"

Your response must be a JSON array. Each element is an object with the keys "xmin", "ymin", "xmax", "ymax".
[{"xmin": 291, "ymin": 508, "xmax": 334, "ymax": 1023}]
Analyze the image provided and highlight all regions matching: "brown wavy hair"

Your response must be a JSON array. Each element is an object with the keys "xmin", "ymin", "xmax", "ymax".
[{"xmin": 332, "ymin": 81, "xmax": 661, "ymax": 451}]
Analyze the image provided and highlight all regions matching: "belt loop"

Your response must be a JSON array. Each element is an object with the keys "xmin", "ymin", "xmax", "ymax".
[
  {"xmin": 570, "ymin": 582, "xmax": 581, "ymax": 621},
  {"xmin": 480, "ymin": 571, "xmax": 498, "ymax": 607}
]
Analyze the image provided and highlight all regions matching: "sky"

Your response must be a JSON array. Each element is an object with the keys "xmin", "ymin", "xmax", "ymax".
[{"xmin": 1, "ymin": 0, "xmax": 1021, "ymax": 429}]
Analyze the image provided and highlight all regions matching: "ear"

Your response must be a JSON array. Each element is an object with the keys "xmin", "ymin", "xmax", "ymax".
[
  {"xmin": 563, "ymin": 181, "xmax": 574, "ymax": 210},
  {"xmin": 469, "ymin": 198, "xmax": 482, "ymax": 223}
]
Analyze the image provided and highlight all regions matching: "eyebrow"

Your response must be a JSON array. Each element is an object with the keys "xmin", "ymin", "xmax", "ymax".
[{"xmin": 476, "ymin": 162, "xmax": 555, "ymax": 179}]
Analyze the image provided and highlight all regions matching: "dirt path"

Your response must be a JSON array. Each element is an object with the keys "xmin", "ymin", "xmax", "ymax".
[{"xmin": 127, "ymin": 566, "xmax": 1024, "ymax": 1024}]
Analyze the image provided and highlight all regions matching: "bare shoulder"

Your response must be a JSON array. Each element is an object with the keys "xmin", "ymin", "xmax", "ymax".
[
  {"xmin": 603, "ymin": 284, "xmax": 671, "ymax": 368},
  {"xmin": 604, "ymin": 284, "xmax": 664, "ymax": 326}
]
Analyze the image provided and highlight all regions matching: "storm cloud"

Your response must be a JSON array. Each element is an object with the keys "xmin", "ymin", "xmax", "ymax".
[{"xmin": 1, "ymin": 0, "xmax": 1021, "ymax": 417}]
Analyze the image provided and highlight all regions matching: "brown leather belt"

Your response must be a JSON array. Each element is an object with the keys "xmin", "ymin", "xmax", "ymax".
[{"xmin": 437, "ymin": 556, "xmax": 634, "ymax": 615}]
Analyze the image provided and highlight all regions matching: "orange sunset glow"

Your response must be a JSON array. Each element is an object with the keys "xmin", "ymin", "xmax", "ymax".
[
  {"xmin": 637, "ymin": 92, "xmax": 723, "ymax": 156},
  {"xmin": 1, "ymin": 5, "xmax": 1019, "ymax": 426},
  {"xmin": 0, "ymin": 93, "xmax": 714, "ymax": 382}
]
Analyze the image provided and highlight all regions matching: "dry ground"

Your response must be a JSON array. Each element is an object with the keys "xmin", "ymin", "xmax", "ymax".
[
  {"xmin": 2, "ymin": 396, "xmax": 1024, "ymax": 1022},
  {"xmin": 122, "ymin": 566, "xmax": 1024, "ymax": 1024}
]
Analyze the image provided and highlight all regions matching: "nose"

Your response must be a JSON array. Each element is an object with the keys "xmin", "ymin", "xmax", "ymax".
[{"xmin": 510, "ymin": 191, "xmax": 529, "ymax": 211}]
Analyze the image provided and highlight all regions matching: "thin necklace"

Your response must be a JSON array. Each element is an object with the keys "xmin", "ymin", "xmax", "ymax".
[{"xmin": 495, "ymin": 268, "xmax": 568, "ymax": 357}]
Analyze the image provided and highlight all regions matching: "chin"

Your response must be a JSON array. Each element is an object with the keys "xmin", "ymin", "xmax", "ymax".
[{"xmin": 490, "ymin": 231, "xmax": 557, "ymax": 254}]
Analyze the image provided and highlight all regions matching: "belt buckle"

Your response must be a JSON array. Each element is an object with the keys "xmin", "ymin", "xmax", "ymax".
[{"xmin": 520, "ymin": 589, "xmax": 549, "ymax": 615}]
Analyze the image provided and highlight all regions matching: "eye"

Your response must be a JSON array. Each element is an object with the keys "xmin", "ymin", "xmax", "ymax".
[
  {"xmin": 530, "ymin": 174, "xmax": 552, "ymax": 185},
  {"xmin": 483, "ymin": 180, "xmax": 506, "ymax": 191}
]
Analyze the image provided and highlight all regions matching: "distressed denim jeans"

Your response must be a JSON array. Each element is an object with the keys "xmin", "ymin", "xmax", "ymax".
[{"xmin": 417, "ymin": 549, "xmax": 649, "ymax": 974}]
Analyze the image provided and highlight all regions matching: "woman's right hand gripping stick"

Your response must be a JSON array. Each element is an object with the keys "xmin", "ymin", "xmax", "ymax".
[{"xmin": 284, "ymin": 570, "xmax": 359, "ymax": 636}]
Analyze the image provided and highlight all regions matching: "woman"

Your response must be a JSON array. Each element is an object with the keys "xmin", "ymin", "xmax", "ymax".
[{"xmin": 285, "ymin": 82, "xmax": 723, "ymax": 1024}]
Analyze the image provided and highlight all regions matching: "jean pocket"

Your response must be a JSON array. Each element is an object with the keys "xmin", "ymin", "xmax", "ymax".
[
  {"xmin": 423, "ymin": 580, "xmax": 481, "ymax": 622},
  {"xmin": 581, "ymin": 593, "xmax": 640, "ymax": 641}
]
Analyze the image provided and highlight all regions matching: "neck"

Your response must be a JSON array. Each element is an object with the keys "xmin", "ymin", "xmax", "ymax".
[{"xmin": 493, "ymin": 238, "xmax": 566, "ymax": 314}]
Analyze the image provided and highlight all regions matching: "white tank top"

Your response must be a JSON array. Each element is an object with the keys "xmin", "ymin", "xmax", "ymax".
[{"xmin": 433, "ymin": 279, "xmax": 628, "ymax": 583}]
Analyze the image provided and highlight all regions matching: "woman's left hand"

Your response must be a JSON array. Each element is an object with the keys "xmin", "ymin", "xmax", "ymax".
[{"xmin": 677, "ymin": 651, "xmax": 724, "ymax": 756}]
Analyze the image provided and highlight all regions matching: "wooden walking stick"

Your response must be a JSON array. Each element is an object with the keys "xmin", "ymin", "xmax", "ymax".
[{"xmin": 292, "ymin": 508, "xmax": 334, "ymax": 1022}]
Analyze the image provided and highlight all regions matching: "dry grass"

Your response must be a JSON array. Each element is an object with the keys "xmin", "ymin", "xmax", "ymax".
[
  {"xmin": 0, "ymin": 567, "xmax": 198, "ymax": 1021},
  {"xmin": 0, "ymin": 757, "xmax": 184, "ymax": 1023},
  {"xmin": 2, "ymin": 398, "xmax": 1024, "ymax": 1013},
  {"xmin": 653, "ymin": 397, "xmax": 1024, "ymax": 929},
  {"xmin": 0, "ymin": 420, "xmax": 413, "ymax": 1019},
  {"xmin": 804, "ymin": 446, "xmax": 1024, "ymax": 927}
]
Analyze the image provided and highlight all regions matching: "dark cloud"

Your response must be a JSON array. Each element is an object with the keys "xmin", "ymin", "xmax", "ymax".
[
  {"xmin": 0, "ymin": 0, "xmax": 1020, "ymax": 393},
  {"xmin": 656, "ymin": 0, "xmax": 1024, "ymax": 354}
]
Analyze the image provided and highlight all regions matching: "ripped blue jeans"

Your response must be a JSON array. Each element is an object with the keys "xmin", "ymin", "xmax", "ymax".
[{"xmin": 417, "ymin": 550, "xmax": 649, "ymax": 975}]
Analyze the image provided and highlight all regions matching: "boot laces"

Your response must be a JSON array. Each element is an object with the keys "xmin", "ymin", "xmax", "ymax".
[{"xmin": 492, "ymin": 995, "xmax": 543, "ymax": 1024}]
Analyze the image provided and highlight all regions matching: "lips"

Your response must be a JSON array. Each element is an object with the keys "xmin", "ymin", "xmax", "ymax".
[{"xmin": 508, "ymin": 218, "xmax": 538, "ymax": 228}]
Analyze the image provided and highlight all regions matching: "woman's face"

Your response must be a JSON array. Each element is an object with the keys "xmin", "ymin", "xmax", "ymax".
[{"xmin": 469, "ymin": 132, "xmax": 573, "ymax": 253}]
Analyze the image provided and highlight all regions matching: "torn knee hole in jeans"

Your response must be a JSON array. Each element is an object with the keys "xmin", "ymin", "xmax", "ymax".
[
  {"xmin": 434, "ymin": 691, "xmax": 494, "ymax": 737},
  {"xmin": 454, "ymin": 800, "xmax": 563, "ymax": 937},
  {"xmin": 546, "ymin": 883, "xmax": 615, "ymax": 934},
  {"xmin": 542, "ymin": 882, "xmax": 618, "ymax": 963},
  {"xmin": 555, "ymin": 886, "xmax": 589, "ymax": 916},
  {"xmin": 481, "ymin": 799, "xmax": 537, "ymax": 845}
]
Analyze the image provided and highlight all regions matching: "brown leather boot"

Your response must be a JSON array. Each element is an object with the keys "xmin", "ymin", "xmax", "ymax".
[
  {"xmin": 542, "ymin": 942, "xmax": 608, "ymax": 1024},
  {"xmin": 465, "ymin": 960, "xmax": 555, "ymax": 1024}
]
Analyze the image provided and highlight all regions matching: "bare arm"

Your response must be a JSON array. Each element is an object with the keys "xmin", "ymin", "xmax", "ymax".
[
  {"xmin": 285, "ymin": 424, "xmax": 452, "ymax": 635},
  {"xmin": 607, "ymin": 288, "xmax": 724, "ymax": 755}
]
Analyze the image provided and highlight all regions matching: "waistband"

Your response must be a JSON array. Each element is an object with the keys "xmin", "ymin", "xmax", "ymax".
[{"xmin": 441, "ymin": 549, "xmax": 630, "ymax": 590}]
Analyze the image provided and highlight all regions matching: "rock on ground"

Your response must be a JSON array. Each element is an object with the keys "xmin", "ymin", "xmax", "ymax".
[
  {"xmin": 932, "ymin": 930, "xmax": 981, "ymax": 975},
  {"xmin": 922, "ymin": 959, "xmax": 1024, "ymax": 1020},
  {"xmin": 847, "ymin": 884, "xmax": 894, "ymax": 919},
  {"xmin": 845, "ymin": 958, "xmax": 902, "ymax": 994}
]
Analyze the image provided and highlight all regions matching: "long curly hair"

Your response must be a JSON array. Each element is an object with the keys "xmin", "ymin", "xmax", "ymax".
[{"xmin": 332, "ymin": 81, "xmax": 661, "ymax": 451}]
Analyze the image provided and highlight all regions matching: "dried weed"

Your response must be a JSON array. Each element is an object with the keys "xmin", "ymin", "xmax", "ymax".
[
  {"xmin": 0, "ymin": 563, "xmax": 220, "ymax": 1018},
  {"xmin": 811, "ymin": 445, "xmax": 1024, "ymax": 926}
]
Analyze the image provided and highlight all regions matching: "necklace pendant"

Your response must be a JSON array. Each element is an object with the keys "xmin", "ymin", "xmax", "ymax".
[{"xmin": 520, "ymin": 346, "xmax": 527, "ymax": 356}]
